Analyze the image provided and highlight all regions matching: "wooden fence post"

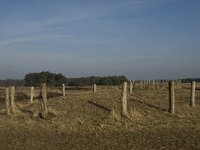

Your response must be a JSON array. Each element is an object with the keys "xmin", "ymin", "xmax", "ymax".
[
  {"xmin": 166, "ymin": 80, "xmax": 169, "ymax": 88},
  {"xmin": 130, "ymin": 81, "xmax": 133, "ymax": 94},
  {"xmin": 62, "ymin": 84, "xmax": 66, "ymax": 96},
  {"xmin": 168, "ymin": 81, "xmax": 175, "ymax": 113},
  {"xmin": 152, "ymin": 80, "xmax": 155, "ymax": 90},
  {"xmin": 41, "ymin": 83, "xmax": 48, "ymax": 117},
  {"xmin": 156, "ymin": 81, "xmax": 159, "ymax": 89},
  {"xmin": 140, "ymin": 81, "xmax": 142, "ymax": 89},
  {"xmin": 5, "ymin": 88, "xmax": 11, "ymax": 115},
  {"xmin": 190, "ymin": 81, "xmax": 196, "ymax": 107},
  {"xmin": 121, "ymin": 82, "xmax": 129, "ymax": 118},
  {"xmin": 148, "ymin": 80, "xmax": 151, "ymax": 89},
  {"xmin": 30, "ymin": 87, "xmax": 34, "ymax": 103},
  {"xmin": 93, "ymin": 84, "xmax": 96, "ymax": 93},
  {"xmin": 10, "ymin": 86, "xmax": 16, "ymax": 113},
  {"xmin": 132, "ymin": 80, "xmax": 135, "ymax": 89},
  {"xmin": 179, "ymin": 79, "xmax": 182, "ymax": 88}
]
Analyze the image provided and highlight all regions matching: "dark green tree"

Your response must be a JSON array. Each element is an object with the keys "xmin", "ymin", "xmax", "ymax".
[{"xmin": 24, "ymin": 71, "xmax": 66, "ymax": 86}]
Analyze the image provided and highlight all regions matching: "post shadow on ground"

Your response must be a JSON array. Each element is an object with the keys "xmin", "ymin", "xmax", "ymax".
[
  {"xmin": 87, "ymin": 101, "xmax": 112, "ymax": 112},
  {"xmin": 0, "ymin": 112, "xmax": 6, "ymax": 115},
  {"xmin": 130, "ymin": 98, "xmax": 167, "ymax": 112},
  {"xmin": 20, "ymin": 109, "xmax": 34, "ymax": 115}
]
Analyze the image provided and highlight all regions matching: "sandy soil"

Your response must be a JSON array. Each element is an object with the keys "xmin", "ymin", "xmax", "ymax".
[{"xmin": 0, "ymin": 85, "xmax": 200, "ymax": 150}]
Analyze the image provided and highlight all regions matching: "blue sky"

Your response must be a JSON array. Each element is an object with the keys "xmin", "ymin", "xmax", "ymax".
[{"xmin": 0, "ymin": 0, "xmax": 200, "ymax": 80}]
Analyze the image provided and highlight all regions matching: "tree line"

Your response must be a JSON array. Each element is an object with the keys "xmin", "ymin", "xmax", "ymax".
[
  {"xmin": 0, "ymin": 79, "xmax": 24, "ymax": 87},
  {"xmin": 1, "ymin": 71, "xmax": 198, "ymax": 87},
  {"xmin": 181, "ymin": 78, "xmax": 200, "ymax": 83},
  {"xmin": 24, "ymin": 72, "xmax": 66, "ymax": 86},
  {"xmin": 66, "ymin": 75, "xmax": 128, "ymax": 86},
  {"xmin": 24, "ymin": 71, "xmax": 128, "ymax": 86}
]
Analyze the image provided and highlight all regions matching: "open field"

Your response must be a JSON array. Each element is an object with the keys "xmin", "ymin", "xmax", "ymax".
[{"xmin": 0, "ymin": 84, "xmax": 200, "ymax": 149}]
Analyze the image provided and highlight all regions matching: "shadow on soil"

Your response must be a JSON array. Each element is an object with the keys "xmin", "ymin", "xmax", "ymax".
[
  {"xmin": 88, "ymin": 101, "xmax": 112, "ymax": 112},
  {"xmin": 130, "ymin": 98, "xmax": 167, "ymax": 112},
  {"xmin": 20, "ymin": 109, "xmax": 34, "ymax": 115},
  {"xmin": 0, "ymin": 112, "xmax": 6, "ymax": 115}
]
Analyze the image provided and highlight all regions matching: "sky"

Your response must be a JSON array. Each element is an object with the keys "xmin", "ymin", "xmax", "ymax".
[{"xmin": 0, "ymin": 0, "xmax": 200, "ymax": 80}]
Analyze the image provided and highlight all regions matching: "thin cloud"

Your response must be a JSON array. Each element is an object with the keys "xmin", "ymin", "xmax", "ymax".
[
  {"xmin": 0, "ymin": 0, "xmax": 164, "ymax": 46},
  {"xmin": 0, "ymin": 34, "xmax": 68, "ymax": 47}
]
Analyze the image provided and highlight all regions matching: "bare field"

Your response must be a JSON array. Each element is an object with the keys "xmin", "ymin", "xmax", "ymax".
[{"xmin": 0, "ymin": 85, "xmax": 200, "ymax": 150}]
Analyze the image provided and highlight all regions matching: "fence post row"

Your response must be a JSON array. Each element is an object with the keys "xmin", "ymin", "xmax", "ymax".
[
  {"xmin": 190, "ymin": 81, "xmax": 196, "ymax": 107},
  {"xmin": 2, "ymin": 80, "xmax": 198, "ymax": 117},
  {"xmin": 41, "ymin": 83, "xmax": 48, "ymax": 117},
  {"xmin": 168, "ymin": 81, "xmax": 175, "ymax": 113}
]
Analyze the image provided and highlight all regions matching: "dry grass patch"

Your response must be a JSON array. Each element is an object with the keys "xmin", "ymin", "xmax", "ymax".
[{"xmin": 0, "ymin": 85, "xmax": 200, "ymax": 149}]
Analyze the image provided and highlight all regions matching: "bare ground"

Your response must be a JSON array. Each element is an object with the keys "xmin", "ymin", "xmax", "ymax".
[{"xmin": 0, "ymin": 85, "xmax": 200, "ymax": 150}]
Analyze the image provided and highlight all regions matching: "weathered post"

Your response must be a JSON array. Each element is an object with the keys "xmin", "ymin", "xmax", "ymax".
[
  {"xmin": 5, "ymin": 88, "xmax": 11, "ymax": 115},
  {"xmin": 62, "ymin": 84, "xmax": 65, "ymax": 96},
  {"xmin": 166, "ymin": 80, "xmax": 169, "ymax": 88},
  {"xmin": 168, "ymin": 81, "xmax": 175, "ymax": 113},
  {"xmin": 130, "ymin": 81, "xmax": 133, "ymax": 94},
  {"xmin": 10, "ymin": 86, "xmax": 16, "ymax": 113},
  {"xmin": 190, "ymin": 81, "xmax": 196, "ymax": 107},
  {"xmin": 147, "ymin": 80, "xmax": 151, "ymax": 89},
  {"xmin": 156, "ymin": 81, "xmax": 159, "ymax": 89},
  {"xmin": 152, "ymin": 80, "xmax": 155, "ymax": 90},
  {"xmin": 132, "ymin": 80, "xmax": 135, "ymax": 89},
  {"xmin": 143, "ymin": 80, "xmax": 146, "ymax": 89},
  {"xmin": 41, "ymin": 83, "xmax": 48, "ymax": 117},
  {"xmin": 140, "ymin": 80, "xmax": 142, "ymax": 89},
  {"xmin": 41, "ymin": 102, "xmax": 45, "ymax": 118},
  {"xmin": 93, "ymin": 84, "xmax": 96, "ymax": 93},
  {"xmin": 121, "ymin": 82, "xmax": 129, "ymax": 118},
  {"xmin": 163, "ymin": 80, "xmax": 166, "ymax": 88},
  {"xmin": 179, "ymin": 79, "xmax": 182, "ymax": 88},
  {"xmin": 30, "ymin": 87, "xmax": 34, "ymax": 103}
]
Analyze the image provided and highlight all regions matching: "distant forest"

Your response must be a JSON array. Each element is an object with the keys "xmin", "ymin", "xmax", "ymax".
[
  {"xmin": 0, "ymin": 72, "xmax": 199, "ymax": 87},
  {"xmin": 24, "ymin": 71, "xmax": 128, "ymax": 87},
  {"xmin": 1, "ymin": 71, "xmax": 128, "ymax": 87},
  {"xmin": 0, "ymin": 79, "xmax": 24, "ymax": 87},
  {"xmin": 181, "ymin": 78, "xmax": 200, "ymax": 83}
]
